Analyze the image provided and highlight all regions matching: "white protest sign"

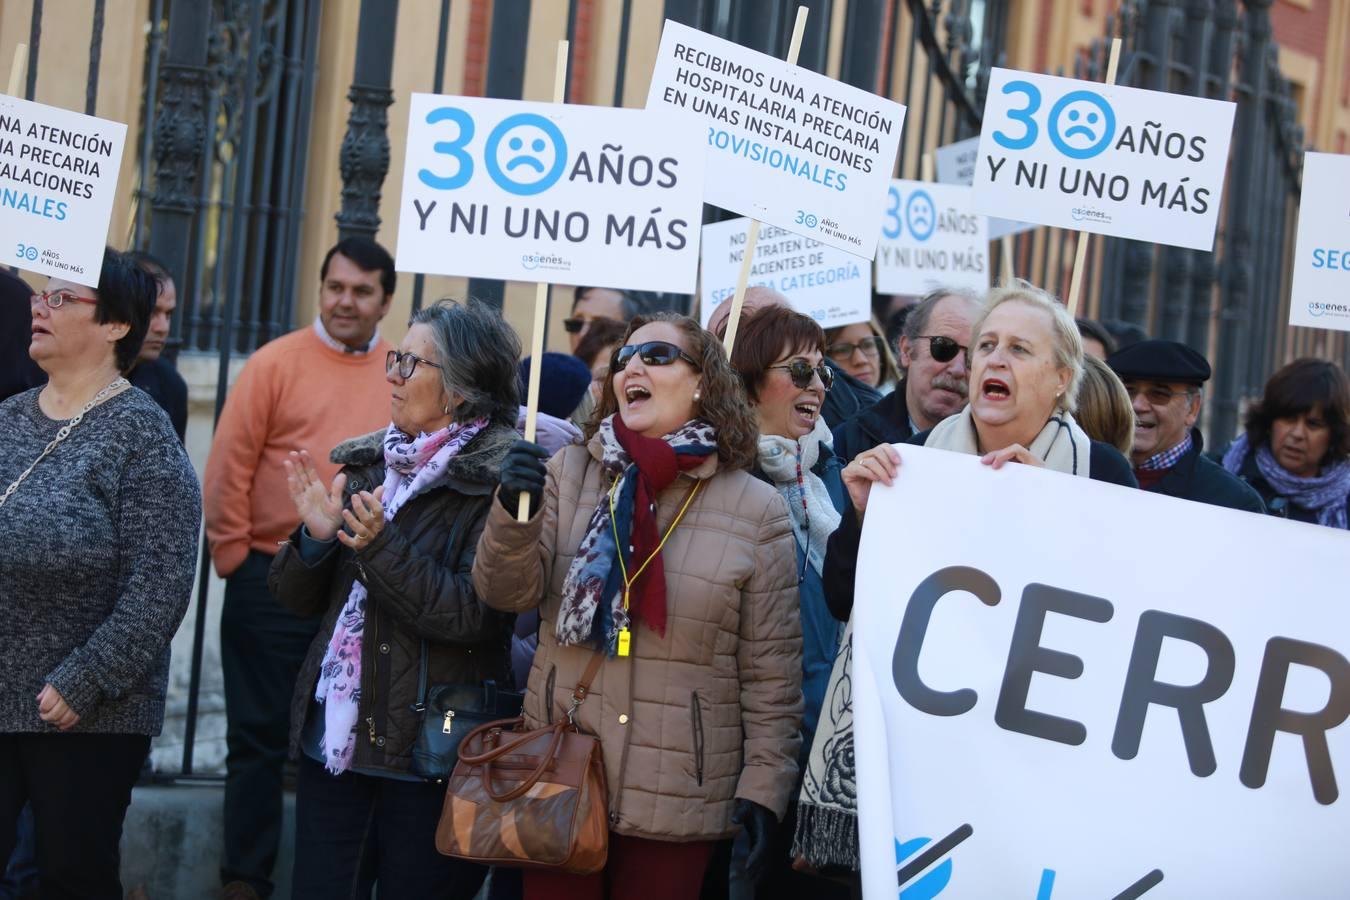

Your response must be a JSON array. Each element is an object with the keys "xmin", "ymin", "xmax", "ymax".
[
  {"xmin": 698, "ymin": 217, "xmax": 869, "ymax": 327},
  {"xmin": 874, "ymin": 179, "xmax": 989, "ymax": 295},
  {"xmin": 396, "ymin": 95, "xmax": 705, "ymax": 292},
  {"xmin": 852, "ymin": 445, "xmax": 1350, "ymax": 899},
  {"xmin": 0, "ymin": 96, "xmax": 126, "ymax": 287},
  {"xmin": 1288, "ymin": 152, "xmax": 1350, "ymax": 332},
  {"xmin": 973, "ymin": 69, "xmax": 1236, "ymax": 251},
  {"xmin": 936, "ymin": 135, "xmax": 1033, "ymax": 240},
  {"xmin": 646, "ymin": 20, "xmax": 905, "ymax": 258}
]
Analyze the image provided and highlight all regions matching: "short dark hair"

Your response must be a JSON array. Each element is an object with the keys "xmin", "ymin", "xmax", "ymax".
[
  {"xmin": 409, "ymin": 300, "xmax": 520, "ymax": 428},
  {"xmin": 95, "ymin": 247, "xmax": 158, "ymax": 372},
  {"xmin": 572, "ymin": 285, "xmax": 640, "ymax": 320},
  {"xmin": 729, "ymin": 305, "xmax": 826, "ymax": 404},
  {"xmin": 126, "ymin": 250, "xmax": 174, "ymax": 290},
  {"xmin": 321, "ymin": 236, "xmax": 396, "ymax": 296},
  {"xmin": 1076, "ymin": 318, "xmax": 1118, "ymax": 356},
  {"xmin": 1244, "ymin": 358, "xmax": 1350, "ymax": 465},
  {"xmin": 573, "ymin": 317, "xmax": 629, "ymax": 368},
  {"xmin": 1101, "ymin": 318, "xmax": 1148, "ymax": 351}
]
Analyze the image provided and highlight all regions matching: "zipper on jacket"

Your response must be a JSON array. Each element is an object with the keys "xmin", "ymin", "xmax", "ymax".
[
  {"xmin": 690, "ymin": 691, "xmax": 705, "ymax": 786},
  {"xmin": 544, "ymin": 664, "xmax": 557, "ymax": 725}
]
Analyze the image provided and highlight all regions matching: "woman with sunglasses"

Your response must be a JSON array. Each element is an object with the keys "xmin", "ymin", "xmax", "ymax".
[
  {"xmin": 0, "ymin": 250, "xmax": 200, "ymax": 897},
  {"xmin": 270, "ymin": 301, "xmax": 521, "ymax": 898},
  {"xmin": 727, "ymin": 306, "xmax": 853, "ymax": 899},
  {"xmin": 475, "ymin": 313, "xmax": 803, "ymax": 900},
  {"xmin": 823, "ymin": 319, "xmax": 899, "ymax": 394}
]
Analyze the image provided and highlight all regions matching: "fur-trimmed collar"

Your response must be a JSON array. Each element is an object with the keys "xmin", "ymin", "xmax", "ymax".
[{"xmin": 330, "ymin": 423, "xmax": 517, "ymax": 487}]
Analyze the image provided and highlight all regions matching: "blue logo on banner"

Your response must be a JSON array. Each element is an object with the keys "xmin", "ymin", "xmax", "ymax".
[
  {"xmin": 905, "ymin": 190, "xmax": 936, "ymax": 242},
  {"xmin": 484, "ymin": 113, "xmax": 568, "ymax": 195},
  {"xmin": 992, "ymin": 80, "xmax": 1116, "ymax": 162},
  {"xmin": 895, "ymin": 837, "xmax": 952, "ymax": 899}
]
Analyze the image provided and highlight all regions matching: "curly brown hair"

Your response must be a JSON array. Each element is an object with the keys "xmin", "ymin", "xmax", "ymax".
[
  {"xmin": 1244, "ymin": 358, "xmax": 1350, "ymax": 465},
  {"xmin": 585, "ymin": 313, "xmax": 759, "ymax": 471}
]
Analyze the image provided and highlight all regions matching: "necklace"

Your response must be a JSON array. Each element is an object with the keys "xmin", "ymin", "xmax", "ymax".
[
  {"xmin": 607, "ymin": 476, "xmax": 702, "ymax": 656},
  {"xmin": 0, "ymin": 377, "xmax": 129, "ymax": 509}
]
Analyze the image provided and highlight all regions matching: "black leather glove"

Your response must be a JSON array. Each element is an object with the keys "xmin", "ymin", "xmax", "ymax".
[
  {"xmin": 498, "ymin": 439, "xmax": 549, "ymax": 514},
  {"xmin": 728, "ymin": 798, "xmax": 777, "ymax": 899}
]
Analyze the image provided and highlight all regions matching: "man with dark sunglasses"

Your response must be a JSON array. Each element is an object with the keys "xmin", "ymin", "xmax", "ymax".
[
  {"xmin": 832, "ymin": 288, "xmax": 981, "ymax": 464},
  {"xmin": 565, "ymin": 285, "xmax": 639, "ymax": 352},
  {"xmin": 1107, "ymin": 339, "xmax": 1265, "ymax": 514}
]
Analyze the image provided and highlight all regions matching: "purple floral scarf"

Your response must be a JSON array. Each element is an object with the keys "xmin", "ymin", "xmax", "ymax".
[
  {"xmin": 1222, "ymin": 432, "xmax": 1350, "ymax": 530},
  {"xmin": 314, "ymin": 418, "xmax": 487, "ymax": 774}
]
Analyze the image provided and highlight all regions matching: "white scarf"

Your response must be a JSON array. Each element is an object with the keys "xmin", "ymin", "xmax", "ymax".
[
  {"xmin": 924, "ymin": 404, "xmax": 1093, "ymax": 477},
  {"xmin": 757, "ymin": 418, "xmax": 840, "ymax": 576}
]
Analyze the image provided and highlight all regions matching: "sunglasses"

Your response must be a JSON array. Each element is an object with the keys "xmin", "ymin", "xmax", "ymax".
[
  {"xmin": 826, "ymin": 335, "xmax": 885, "ymax": 361},
  {"xmin": 1123, "ymin": 383, "xmax": 1196, "ymax": 406},
  {"xmin": 767, "ymin": 360, "xmax": 834, "ymax": 391},
  {"xmin": 563, "ymin": 316, "xmax": 621, "ymax": 334},
  {"xmin": 386, "ymin": 349, "xmax": 444, "ymax": 379},
  {"xmin": 916, "ymin": 335, "xmax": 967, "ymax": 363},
  {"xmin": 610, "ymin": 340, "xmax": 702, "ymax": 372}
]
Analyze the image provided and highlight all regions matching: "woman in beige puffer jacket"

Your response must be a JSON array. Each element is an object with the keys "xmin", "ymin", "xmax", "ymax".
[{"xmin": 473, "ymin": 313, "xmax": 803, "ymax": 900}]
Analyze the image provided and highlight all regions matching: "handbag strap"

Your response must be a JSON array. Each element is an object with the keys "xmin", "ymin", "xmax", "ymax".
[
  {"xmin": 412, "ymin": 639, "xmax": 429, "ymax": 713},
  {"xmin": 564, "ymin": 649, "xmax": 606, "ymax": 725}
]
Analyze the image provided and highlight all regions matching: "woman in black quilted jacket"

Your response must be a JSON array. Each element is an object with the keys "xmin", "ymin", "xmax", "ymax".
[{"xmin": 270, "ymin": 301, "xmax": 520, "ymax": 899}]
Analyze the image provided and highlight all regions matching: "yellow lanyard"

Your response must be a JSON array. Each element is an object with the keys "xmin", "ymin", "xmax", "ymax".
[{"xmin": 608, "ymin": 476, "xmax": 702, "ymax": 656}]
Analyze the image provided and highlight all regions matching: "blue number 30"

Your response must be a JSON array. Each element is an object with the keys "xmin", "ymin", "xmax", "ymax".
[
  {"xmin": 419, "ymin": 107, "xmax": 475, "ymax": 190},
  {"xmin": 992, "ymin": 80, "xmax": 1041, "ymax": 151}
]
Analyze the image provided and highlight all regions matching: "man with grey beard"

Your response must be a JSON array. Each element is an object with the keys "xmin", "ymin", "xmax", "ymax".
[{"xmin": 831, "ymin": 287, "xmax": 981, "ymax": 463}]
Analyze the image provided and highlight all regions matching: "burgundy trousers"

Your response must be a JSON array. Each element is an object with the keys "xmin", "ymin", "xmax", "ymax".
[{"xmin": 521, "ymin": 832, "xmax": 717, "ymax": 900}]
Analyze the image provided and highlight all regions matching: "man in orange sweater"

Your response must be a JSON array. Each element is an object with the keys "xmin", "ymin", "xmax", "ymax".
[{"xmin": 204, "ymin": 236, "xmax": 396, "ymax": 900}]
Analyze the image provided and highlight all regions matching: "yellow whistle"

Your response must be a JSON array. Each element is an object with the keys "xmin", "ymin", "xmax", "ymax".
[{"xmin": 617, "ymin": 628, "xmax": 631, "ymax": 657}]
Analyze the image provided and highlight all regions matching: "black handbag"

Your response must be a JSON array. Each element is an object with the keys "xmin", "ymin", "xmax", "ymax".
[{"xmin": 409, "ymin": 640, "xmax": 524, "ymax": 782}]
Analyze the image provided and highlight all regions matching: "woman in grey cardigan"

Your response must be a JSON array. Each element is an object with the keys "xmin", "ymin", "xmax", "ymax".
[{"xmin": 0, "ymin": 248, "xmax": 201, "ymax": 899}]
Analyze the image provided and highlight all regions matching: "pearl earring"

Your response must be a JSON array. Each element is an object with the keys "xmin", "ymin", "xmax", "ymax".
[{"xmin": 693, "ymin": 390, "xmax": 702, "ymax": 403}]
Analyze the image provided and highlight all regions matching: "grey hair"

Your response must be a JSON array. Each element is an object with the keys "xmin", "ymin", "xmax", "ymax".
[
  {"xmin": 899, "ymin": 286, "xmax": 983, "ymax": 373},
  {"xmin": 971, "ymin": 280, "xmax": 1084, "ymax": 412},
  {"xmin": 410, "ymin": 300, "xmax": 521, "ymax": 427}
]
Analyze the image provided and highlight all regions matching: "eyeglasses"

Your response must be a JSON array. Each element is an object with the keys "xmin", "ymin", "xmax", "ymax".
[
  {"xmin": 386, "ymin": 349, "xmax": 444, "ymax": 379},
  {"xmin": 767, "ymin": 361, "xmax": 834, "ymax": 391},
  {"xmin": 610, "ymin": 340, "xmax": 702, "ymax": 372},
  {"xmin": 31, "ymin": 289, "xmax": 98, "ymax": 310},
  {"xmin": 826, "ymin": 335, "xmax": 885, "ymax": 362},
  {"xmin": 916, "ymin": 335, "xmax": 967, "ymax": 364},
  {"xmin": 563, "ymin": 316, "xmax": 622, "ymax": 335},
  {"xmin": 1123, "ymin": 383, "xmax": 1196, "ymax": 405}
]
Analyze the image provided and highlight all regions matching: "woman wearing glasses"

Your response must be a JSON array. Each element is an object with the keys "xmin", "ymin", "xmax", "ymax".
[
  {"xmin": 270, "ymin": 301, "xmax": 520, "ymax": 898},
  {"xmin": 727, "ymin": 306, "xmax": 853, "ymax": 899},
  {"xmin": 475, "ymin": 313, "xmax": 803, "ymax": 900},
  {"xmin": 822, "ymin": 319, "xmax": 899, "ymax": 394},
  {"xmin": 0, "ymin": 250, "xmax": 200, "ymax": 897}
]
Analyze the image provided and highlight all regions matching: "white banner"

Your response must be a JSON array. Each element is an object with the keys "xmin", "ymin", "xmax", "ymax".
[
  {"xmin": 0, "ymin": 96, "xmax": 127, "ymax": 287},
  {"xmin": 874, "ymin": 179, "xmax": 989, "ymax": 295},
  {"xmin": 646, "ymin": 20, "xmax": 905, "ymax": 258},
  {"xmin": 1287, "ymin": 151, "xmax": 1350, "ymax": 332},
  {"xmin": 935, "ymin": 136, "xmax": 1034, "ymax": 240},
  {"xmin": 698, "ymin": 217, "xmax": 870, "ymax": 328},
  {"xmin": 973, "ymin": 69, "xmax": 1236, "ymax": 251},
  {"xmin": 396, "ymin": 95, "xmax": 705, "ymax": 291},
  {"xmin": 854, "ymin": 445, "xmax": 1350, "ymax": 898}
]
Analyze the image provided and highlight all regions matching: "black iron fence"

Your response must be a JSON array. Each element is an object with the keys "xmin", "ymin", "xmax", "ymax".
[{"xmin": 11, "ymin": 0, "xmax": 1337, "ymax": 775}]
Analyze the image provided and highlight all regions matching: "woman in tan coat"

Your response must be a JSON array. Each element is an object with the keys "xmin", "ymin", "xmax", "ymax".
[{"xmin": 473, "ymin": 313, "xmax": 803, "ymax": 900}]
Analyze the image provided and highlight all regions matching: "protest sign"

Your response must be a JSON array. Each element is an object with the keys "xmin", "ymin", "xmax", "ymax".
[
  {"xmin": 646, "ymin": 19, "xmax": 905, "ymax": 259},
  {"xmin": 852, "ymin": 445, "xmax": 1350, "ymax": 898},
  {"xmin": 1287, "ymin": 151, "xmax": 1350, "ymax": 332},
  {"xmin": 874, "ymin": 179, "xmax": 988, "ymax": 295},
  {"xmin": 396, "ymin": 94, "xmax": 705, "ymax": 293},
  {"xmin": 698, "ymin": 217, "xmax": 869, "ymax": 328},
  {"xmin": 972, "ymin": 67, "xmax": 1235, "ymax": 252},
  {"xmin": 935, "ymin": 136, "xmax": 1032, "ymax": 241},
  {"xmin": 0, "ymin": 93, "xmax": 127, "ymax": 287}
]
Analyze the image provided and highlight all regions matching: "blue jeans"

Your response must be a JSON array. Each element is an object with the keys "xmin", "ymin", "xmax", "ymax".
[
  {"xmin": 291, "ymin": 755, "xmax": 487, "ymax": 899},
  {"xmin": 0, "ymin": 805, "xmax": 37, "ymax": 900}
]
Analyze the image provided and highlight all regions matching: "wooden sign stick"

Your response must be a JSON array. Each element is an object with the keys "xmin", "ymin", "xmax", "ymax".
[
  {"xmin": 1065, "ymin": 38, "xmax": 1121, "ymax": 316},
  {"xmin": 721, "ymin": 5, "xmax": 810, "ymax": 354},
  {"xmin": 921, "ymin": 153, "xmax": 935, "ymax": 184},
  {"xmin": 1001, "ymin": 235, "xmax": 1014, "ymax": 285},
  {"xmin": 8, "ymin": 44, "xmax": 28, "ymax": 96},
  {"xmin": 518, "ymin": 40, "xmax": 570, "ymax": 522}
]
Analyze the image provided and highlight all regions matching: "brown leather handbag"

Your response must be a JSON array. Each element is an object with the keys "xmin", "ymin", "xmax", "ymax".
[{"xmin": 434, "ymin": 652, "xmax": 608, "ymax": 874}]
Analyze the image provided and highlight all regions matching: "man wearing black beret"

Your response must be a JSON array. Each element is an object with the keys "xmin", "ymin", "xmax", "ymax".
[{"xmin": 1108, "ymin": 339, "xmax": 1265, "ymax": 513}]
